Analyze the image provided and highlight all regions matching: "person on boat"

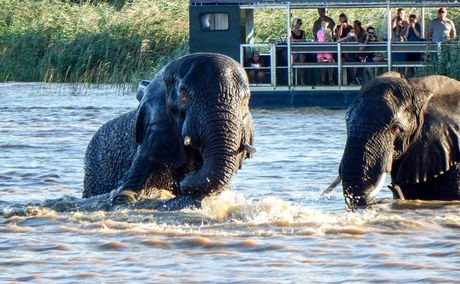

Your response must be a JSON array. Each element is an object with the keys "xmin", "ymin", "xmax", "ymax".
[
  {"xmin": 246, "ymin": 50, "xmax": 267, "ymax": 84},
  {"xmin": 291, "ymin": 18, "xmax": 306, "ymax": 42},
  {"xmin": 313, "ymin": 8, "xmax": 336, "ymax": 41},
  {"xmin": 355, "ymin": 26, "xmax": 385, "ymax": 82},
  {"xmin": 347, "ymin": 20, "xmax": 368, "ymax": 85},
  {"xmin": 316, "ymin": 20, "xmax": 335, "ymax": 85},
  {"xmin": 335, "ymin": 13, "xmax": 353, "ymax": 41},
  {"xmin": 392, "ymin": 16, "xmax": 408, "ymax": 62},
  {"xmin": 392, "ymin": 8, "xmax": 408, "ymax": 30},
  {"xmin": 359, "ymin": 26, "xmax": 385, "ymax": 63},
  {"xmin": 428, "ymin": 7, "xmax": 457, "ymax": 43},
  {"xmin": 291, "ymin": 18, "xmax": 306, "ymax": 85},
  {"xmin": 405, "ymin": 14, "xmax": 423, "ymax": 62},
  {"xmin": 337, "ymin": 28, "xmax": 358, "ymax": 84}
]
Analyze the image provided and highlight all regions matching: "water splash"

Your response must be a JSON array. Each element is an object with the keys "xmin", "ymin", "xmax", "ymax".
[{"xmin": 2, "ymin": 190, "xmax": 457, "ymax": 237}]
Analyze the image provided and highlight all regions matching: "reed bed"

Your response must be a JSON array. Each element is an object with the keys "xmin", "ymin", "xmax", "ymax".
[{"xmin": 0, "ymin": 0, "xmax": 189, "ymax": 83}]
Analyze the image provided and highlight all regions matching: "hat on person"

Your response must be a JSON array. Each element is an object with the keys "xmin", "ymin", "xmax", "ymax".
[{"xmin": 438, "ymin": 7, "xmax": 447, "ymax": 13}]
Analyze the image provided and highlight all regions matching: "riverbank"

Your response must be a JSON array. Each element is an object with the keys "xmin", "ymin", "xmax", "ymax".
[{"xmin": 0, "ymin": 0, "xmax": 189, "ymax": 83}]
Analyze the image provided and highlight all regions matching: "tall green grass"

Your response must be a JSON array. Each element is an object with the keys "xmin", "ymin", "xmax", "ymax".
[{"xmin": 0, "ymin": 0, "xmax": 189, "ymax": 83}]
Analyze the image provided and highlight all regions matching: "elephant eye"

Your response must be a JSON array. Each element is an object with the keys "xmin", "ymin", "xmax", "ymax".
[
  {"xmin": 179, "ymin": 88, "xmax": 189, "ymax": 109},
  {"xmin": 391, "ymin": 123, "xmax": 405, "ymax": 134},
  {"xmin": 164, "ymin": 76, "xmax": 175, "ymax": 86}
]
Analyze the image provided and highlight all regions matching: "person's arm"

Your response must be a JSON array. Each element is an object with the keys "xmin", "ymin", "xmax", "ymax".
[
  {"xmin": 312, "ymin": 20, "xmax": 319, "ymax": 41},
  {"xmin": 450, "ymin": 20, "xmax": 457, "ymax": 39},
  {"xmin": 301, "ymin": 30, "xmax": 306, "ymax": 41},
  {"xmin": 427, "ymin": 21, "xmax": 433, "ymax": 40},
  {"xmin": 335, "ymin": 25, "xmax": 343, "ymax": 39},
  {"xmin": 402, "ymin": 21, "xmax": 409, "ymax": 40},
  {"xmin": 403, "ymin": 25, "xmax": 410, "ymax": 39},
  {"xmin": 329, "ymin": 18, "xmax": 336, "ymax": 37},
  {"xmin": 325, "ymin": 29, "xmax": 332, "ymax": 41},
  {"xmin": 359, "ymin": 34, "xmax": 370, "ymax": 51},
  {"xmin": 413, "ymin": 24, "xmax": 422, "ymax": 39},
  {"xmin": 259, "ymin": 58, "xmax": 265, "ymax": 67},
  {"xmin": 391, "ymin": 16, "xmax": 397, "ymax": 29}
]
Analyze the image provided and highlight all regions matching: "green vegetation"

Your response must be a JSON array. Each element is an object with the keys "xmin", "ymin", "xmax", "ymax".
[
  {"xmin": 0, "ymin": 0, "xmax": 189, "ymax": 83},
  {"xmin": 417, "ymin": 42, "xmax": 460, "ymax": 79},
  {"xmin": 1, "ymin": 1, "xmax": 459, "ymax": 83}
]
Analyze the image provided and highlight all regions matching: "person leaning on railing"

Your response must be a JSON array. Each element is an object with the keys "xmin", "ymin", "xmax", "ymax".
[{"xmin": 362, "ymin": 26, "xmax": 384, "ymax": 63}]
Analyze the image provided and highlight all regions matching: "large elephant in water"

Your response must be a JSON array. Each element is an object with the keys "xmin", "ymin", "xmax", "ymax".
[
  {"xmin": 339, "ymin": 72, "xmax": 460, "ymax": 208},
  {"xmin": 83, "ymin": 53, "xmax": 255, "ymax": 209}
]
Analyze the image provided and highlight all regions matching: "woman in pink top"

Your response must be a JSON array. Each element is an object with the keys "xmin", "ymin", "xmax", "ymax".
[{"xmin": 317, "ymin": 20, "xmax": 335, "ymax": 85}]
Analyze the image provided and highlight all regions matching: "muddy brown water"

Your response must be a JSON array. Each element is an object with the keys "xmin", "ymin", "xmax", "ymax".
[{"xmin": 0, "ymin": 82, "xmax": 459, "ymax": 282}]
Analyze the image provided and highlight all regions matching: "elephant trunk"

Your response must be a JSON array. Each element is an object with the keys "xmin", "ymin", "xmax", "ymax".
[
  {"xmin": 340, "ymin": 134, "xmax": 391, "ymax": 208},
  {"xmin": 180, "ymin": 107, "xmax": 242, "ymax": 197}
]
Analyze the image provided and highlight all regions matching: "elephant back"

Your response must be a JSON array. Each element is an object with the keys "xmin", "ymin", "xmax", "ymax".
[{"xmin": 83, "ymin": 110, "xmax": 137, "ymax": 197}]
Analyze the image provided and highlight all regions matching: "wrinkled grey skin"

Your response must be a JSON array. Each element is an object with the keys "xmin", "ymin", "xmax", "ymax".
[
  {"xmin": 340, "ymin": 72, "xmax": 460, "ymax": 209},
  {"xmin": 83, "ymin": 53, "xmax": 254, "ymax": 210}
]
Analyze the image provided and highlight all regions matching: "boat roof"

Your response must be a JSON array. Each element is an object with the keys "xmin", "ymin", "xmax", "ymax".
[{"xmin": 190, "ymin": 0, "xmax": 460, "ymax": 8}]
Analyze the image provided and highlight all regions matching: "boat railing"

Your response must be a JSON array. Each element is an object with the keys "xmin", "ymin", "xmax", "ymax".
[{"xmin": 241, "ymin": 41, "xmax": 451, "ymax": 88}]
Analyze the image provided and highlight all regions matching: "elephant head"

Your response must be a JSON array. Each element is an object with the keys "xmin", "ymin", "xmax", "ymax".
[
  {"xmin": 339, "ymin": 72, "xmax": 460, "ymax": 208},
  {"xmin": 113, "ymin": 53, "xmax": 255, "ymax": 204}
]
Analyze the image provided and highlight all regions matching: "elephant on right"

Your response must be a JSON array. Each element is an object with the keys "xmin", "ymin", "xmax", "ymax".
[{"xmin": 339, "ymin": 72, "xmax": 460, "ymax": 208}]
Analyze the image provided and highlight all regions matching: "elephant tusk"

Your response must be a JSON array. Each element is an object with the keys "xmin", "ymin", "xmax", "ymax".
[
  {"xmin": 183, "ymin": 136, "xmax": 192, "ymax": 146},
  {"xmin": 369, "ymin": 173, "xmax": 387, "ymax": 198},
  {"xmin": 243, "ymin": 143, "xmax": 257, "ymax": 154},
  {"xmin": 388, "ymin": 183, "xmax": 405, "ymax": 200},
  {"xmin": 321, "ymin": 175, "xmax": 341, "ymax": 195}
]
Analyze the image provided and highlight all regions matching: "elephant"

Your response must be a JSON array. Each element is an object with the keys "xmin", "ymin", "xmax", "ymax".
[
  {"xmin": 338, "ymin": 72, "xmax": 460, "ymax": 208},
  {"xmin": 83, "ymin": 53, "xmax": 255, "ymax": 210}
]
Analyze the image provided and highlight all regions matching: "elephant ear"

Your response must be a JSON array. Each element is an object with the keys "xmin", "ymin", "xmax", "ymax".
[
  {"xmin": 136, "ymin": 80, "xmax": 150, "ymax": 102},
  {"xmin": 392, "ymin": 110, "xmax": 460, "ymax": 184},
  {"xmin": 134, "ymin": 78, "xmax": 187, "ymax": 168}
]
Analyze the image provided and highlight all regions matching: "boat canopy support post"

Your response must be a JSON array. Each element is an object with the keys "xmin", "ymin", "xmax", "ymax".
[
  {"xmin": 286, "ymin": 3, "xmax": 292, "ymax": 88},
  {"xmin": 386, "ymin": 4, "xmax": 392, "ymax": 72},
  {"xmin": 337, "ymin": 42, "xmax": 342, "ymax": 88},
  {"xmin": 270, "ymin": 44, "xmax": 277, "ymax": 87},
  {"xmin": 421, "ymin": 7, "xmax": 426, "ymax": 39}
]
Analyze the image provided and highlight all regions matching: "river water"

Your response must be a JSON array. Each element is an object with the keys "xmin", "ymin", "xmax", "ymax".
[{"xmin": 0, "ymin": 82, "xmax": 459, "ymax": 283}]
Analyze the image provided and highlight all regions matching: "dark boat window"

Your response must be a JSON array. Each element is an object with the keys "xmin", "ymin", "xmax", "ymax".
[{"xmin": 200, "ymin": 13, "xmax": 229, "ymax": 31}]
